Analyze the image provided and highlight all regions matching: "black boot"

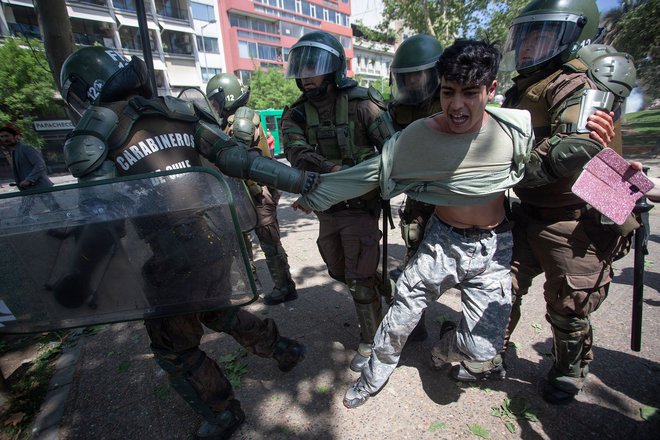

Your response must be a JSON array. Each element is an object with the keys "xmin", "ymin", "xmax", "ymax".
[
  {"xmin": 273, "ymin": 337, "xmax": 306, "ymax": 372},
  {"xmin": 195, "ymin": 400, "xmax": 245, "ymax": 440}
]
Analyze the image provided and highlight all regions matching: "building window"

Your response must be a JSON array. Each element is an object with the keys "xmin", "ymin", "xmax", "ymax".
[
  {"xmin": 191, "ymin": 2, "xmax": 215, "ymax": 21},
  {"xmin": 202, "ymin": 67, "xmax": 222, "ymax": 82},
  {"xmin": 309, "ymin": 4, "xmax": 316, "ymax": 18},
  {"xmin": 238, "ymin": 70, "xmax": 253, "ymax": 84},
  {"xmin": 71, "ymin": 18, "xmax": 115, "ymax": 47},
  {"xmin": 295, "ymin": 0, "xmax": 302, "ymax": 14},
  {"xmin": 323, "ymin": 8, "xmax": 329, "ymax": 22},
  {"xmin": 7, "ymin": 5, "xmax": 41, "ymax": 40},
  {"xmin": 155, "ymin": 0, "xmax": 188, "ymax": 20},
  {"xmin": 196, "ymin": 36, "xmax": 219, "ymax": 53},
  {"xmin": 119, "ymin": 27, "xmax": 157, "ymax": 51},
  {"xmin": 112, "ymin": 0, "xmax": 136, "ymax": 12},
  {"xmin": 162, "ymin": 30, "xmax": 193, "ymax": 55},
  {"xmin": 283, "ymin": 0, "xmax": 295, "ymax": 11},
  {"xmin": 238, "ymin": 40, "xmax": 279, "ymax": 62}
]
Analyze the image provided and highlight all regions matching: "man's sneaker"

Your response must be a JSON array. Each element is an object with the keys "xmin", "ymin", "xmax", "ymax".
[
  {"xmin": 542, "ymin": 382, "xmax": 577, "ymax": 405},
  {"xmin": 343, "ymin": 379, "xmax": 371, "ymax": 409},
  {"xmin": 273, "ymin": 337, "xmax": 306, "ymax": 372},
  {"xmin": 195, "ymin": 400, "xmax": 245, "ymax": 440},
  {"xmin": 451, "ymin": 362, "xmax": 506, "ymax": 382},
  {"xmin": 263, "ymin": 281, "xmax": 298, "ymax": 305},
  {"xmin": 349, "ymin": 343, "xmax": 372, "ymax": 372}
]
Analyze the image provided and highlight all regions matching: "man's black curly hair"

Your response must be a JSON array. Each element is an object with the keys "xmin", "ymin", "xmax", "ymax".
[{"xmin": 437, "ymin": 39, "xmax": 501, "ymax": 87}]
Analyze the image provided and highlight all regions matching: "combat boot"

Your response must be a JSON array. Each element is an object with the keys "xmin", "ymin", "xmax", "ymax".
[
  {"xmin": 262, "ymin": 244, "xmax": 298, "ymax": 305},
  {"xmin": 273, "ymin": 337, "xmax": 306, "ymax": 372},
  {"xmin": 349, "ymin": 342, "xmax": 372, "ymax": 372},
  {"xmin": 195, "ymin": 399, "xmax": 245, "ymax": 440},
  {"xmin": 451, "ymin": 354, "xmax": 507, "ymax": 382}
]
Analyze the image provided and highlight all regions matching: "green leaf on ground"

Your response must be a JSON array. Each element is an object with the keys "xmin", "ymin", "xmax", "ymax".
[
  {"xmin": 491, "ymin": 397, "xmax": 541, "ymax": 433},
  {"xmin": 117, "ymin": 361, "xmax": 130, "ymax": 373},
  {"xmin": 316, "ymin": 385, "xmax": 331, "ymax": 394},
  {"xmin": 429, "ymin": 420, "xmax": 446, "ymax": 431},
  {"xmin": 640, "ymin": 405, "xmax": 659, "ymax": 422},
  {"xmin": 155, "ymin": 383, "xmax": 170, "ymax": 400},
  {"xmin": 218, "ymin": 350, "xmax": 249, "ymax": 389},
  {"xmin": 531, "ymin": 323, "xmax": 543, "ymax": 334},
  {"xmin": 467, "ymin": 423, "xmax": 490, "ymax": 438}
]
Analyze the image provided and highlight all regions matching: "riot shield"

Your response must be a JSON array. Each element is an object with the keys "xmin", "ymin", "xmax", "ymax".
[
  {"xmin": 0, "ymin": 168, "xmax": 258, "ymax": 334},
  {"xmin": 177, "ymin": 87, "xmax": 257, "ymax": 231}
]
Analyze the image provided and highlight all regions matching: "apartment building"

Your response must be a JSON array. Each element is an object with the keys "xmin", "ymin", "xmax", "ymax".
[
  {"xmin": 217, "ymin": 0, "xmax": 353, "ymax": 84},
  {"xmin": 352, "ymin": 37, "xmax": 393, "ymax": 93},
  {"xmin": 0, "ymin": 0, "xmax": 222, "ymax": 95}
]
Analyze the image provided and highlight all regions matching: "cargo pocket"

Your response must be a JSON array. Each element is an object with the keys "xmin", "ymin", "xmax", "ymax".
[{"xmin": 561, "ymin": 270, "xmax": 611, "ymax": 315}]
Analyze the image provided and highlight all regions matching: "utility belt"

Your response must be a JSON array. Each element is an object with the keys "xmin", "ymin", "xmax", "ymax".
[
  {"xmin": 520, "ymin": 203, "xmax": 598, "ymax": 222},
  {"xmin": 323, "ymin": 194, "xmax": 381, "ymax": 214},
  {"xmin": 436, "ymin": 215, "xmax": 512, "ymax": 238}
]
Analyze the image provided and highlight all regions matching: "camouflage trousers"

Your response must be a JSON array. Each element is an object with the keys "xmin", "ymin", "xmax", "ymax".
[{"xmin": 361, "ymin": 214, "xmax": 513, "ymax": 394}]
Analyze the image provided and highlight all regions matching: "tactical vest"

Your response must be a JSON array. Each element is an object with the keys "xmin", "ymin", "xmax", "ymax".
[{"xmin": 303, "ymin": 87, "xmax": 379, "ymax": 168}]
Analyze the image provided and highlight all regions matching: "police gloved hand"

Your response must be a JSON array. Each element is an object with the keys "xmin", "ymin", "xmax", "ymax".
[{"xmin": 300, "ymin": 171, "xmax": 319, "ymax": 195}]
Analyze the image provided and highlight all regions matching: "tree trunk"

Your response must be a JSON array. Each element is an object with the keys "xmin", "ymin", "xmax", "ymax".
[{"xmin": 34, "ymin": 0, "xmax": 75, "ymax": 90}]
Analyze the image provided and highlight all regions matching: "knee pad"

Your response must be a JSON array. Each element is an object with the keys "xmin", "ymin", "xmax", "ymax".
[
  {"xmin": 347, "ymin": 278, "xmax": 378, "ymax": 303},
  {"xmin": 546, "ymin": 309, "xmax": 591, "ymax": 379}
]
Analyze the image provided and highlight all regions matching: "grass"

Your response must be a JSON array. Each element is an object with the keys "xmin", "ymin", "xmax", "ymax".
[
  {"xmin": 624, "ymin": 110, "xmax": 660, "ymax": 134},
  {"xmin": 621, "ymin": 110, "xmax": 660, "ymax": 154},
  {"xmin": 0, "ymin": 331, "xmax": 68, "ymax": 440}
]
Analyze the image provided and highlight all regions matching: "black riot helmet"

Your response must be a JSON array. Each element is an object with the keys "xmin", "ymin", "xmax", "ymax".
[
  {"xmin": 60, "ymin": 46, "xmax": 153, "ymax": 119},
  {"xmin": 500, "ymin": 0, "xmax": 601, "ymax": 74},
  {"xmin": 285, "ymin": 31, "xmax": 356, "ymax": 97},
  {"xmin": 390, "ymin": 35, "xmax": 444, "ymax": 105},
  {"xmin": 205, "ymin": 73, "xmax": 250, "ymax": 117}
]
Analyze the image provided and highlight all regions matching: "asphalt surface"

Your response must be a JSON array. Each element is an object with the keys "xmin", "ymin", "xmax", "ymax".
[{"xmin": 4, "ymin": 155, "xmax": 660, "ymax": 440}]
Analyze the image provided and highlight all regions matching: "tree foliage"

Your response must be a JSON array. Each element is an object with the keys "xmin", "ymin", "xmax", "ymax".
[
  {"xmin": 0, "ymin": 38, "xmax": 59, "ymax": 147},
  {"xmin": 602, "ymin": 0, "xmax": 660, "ymax": 103},
  {"xmin": 379, "ymin": 0, "xmax": 527, "ymax": 48},
  {"xmin": 247, "ymin": 68, "xmax": 301, "ymax": 110}
]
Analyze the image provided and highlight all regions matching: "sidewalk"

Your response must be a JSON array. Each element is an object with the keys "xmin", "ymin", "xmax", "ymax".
[{"xmin": 23, "ymin": 170, "xmax": 660, "ymax": 440}]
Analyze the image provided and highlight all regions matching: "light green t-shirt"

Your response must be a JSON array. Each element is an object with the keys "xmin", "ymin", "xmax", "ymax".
[{"xmin": 297, "ymin": 107, "xmax": 533, "ymax": 211}]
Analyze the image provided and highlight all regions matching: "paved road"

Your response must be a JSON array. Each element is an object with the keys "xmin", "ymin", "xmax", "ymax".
[{"xmin": 3, "ymin": 158, "xmax": 659, "ymax": 440}]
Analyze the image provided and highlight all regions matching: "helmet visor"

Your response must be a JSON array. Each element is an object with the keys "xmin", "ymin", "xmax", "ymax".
[
  {"xmin": 285, "ymin": 44, "xmax": 341, "ymax": 79},
  {"xmin": 391, "ymin": 66, "xmax": 439, "ymax": 105},
  {"xmin": 501, "ymin": 17, "xmax": 572, "ymax": 72},
  {"xmin": 206, "ymin": 88, "xmax": 226, "ymax": 117},
  {"xmin": 61, "ymin": 75, "xmax": 93, "ymax": 119}
]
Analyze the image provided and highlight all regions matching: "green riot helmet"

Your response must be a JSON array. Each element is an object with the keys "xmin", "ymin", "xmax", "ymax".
[
  {"xmin": 390, "ymin": 35, "xmax": 443, "ymax": 105},
  {"xmin": 60, "ymin": 46, "xmax": 153, "ymax": 119},
  {"xmin": 285, "ymin": 31, "xmax": 356, "ymax": 94},
  {"xmin": 205, "ymin": 73, "xmax": 250, "ymax": 117},
  {"xmin": 500, "ymin": 0, "xmax": 600, "ymax": 74}
]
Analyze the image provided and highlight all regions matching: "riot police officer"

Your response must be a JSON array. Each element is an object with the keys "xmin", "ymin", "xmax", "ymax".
[
  {"xmin": 206, "ymin": 73, "xmax": 297, "ymax": 305},
  {"xmin": 281, "ymin": 31, "xmax": 394, "ymax": 372},
  {"xmin": 59, "ymin": 47, "xmax": 316, "ymax": 439},
  {"xmin": 500, "ymin": 0, "xmax": 637, "ymax": 404},
  {"xmin": 386, "ymin": 34, "xmax": 445, "ymax": 342}
]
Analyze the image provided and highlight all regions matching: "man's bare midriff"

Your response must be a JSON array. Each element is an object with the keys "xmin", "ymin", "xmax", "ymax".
[{"xmin": 434, "ymin": 193, "xmax": 506, "ymax": 229}]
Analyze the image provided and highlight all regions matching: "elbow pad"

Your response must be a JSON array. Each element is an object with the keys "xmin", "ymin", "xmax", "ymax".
[
  {"xmin": 63, "ymin": 106, "xmax": 118, "ymax": 177},
  {"xmin": 547, "ymin": 135, "xmax": 604, "ymax": 178},
  {"xmin": 230, "ymin": 107, "xmax": 258, "ymax": 147}
]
